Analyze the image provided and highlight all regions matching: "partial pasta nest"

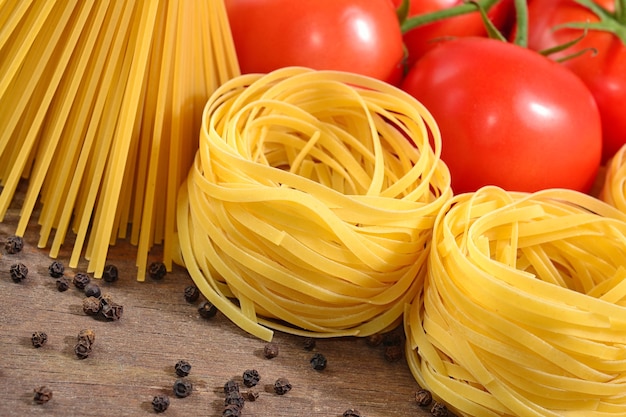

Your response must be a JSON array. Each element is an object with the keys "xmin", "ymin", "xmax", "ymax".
[
  {"xmin": 177, "ymin": 67, "xmax": 451, "ymax": 341},
  {"xmin": 405, "ymin": 186, "xmax": 626, "ymax": 417}
]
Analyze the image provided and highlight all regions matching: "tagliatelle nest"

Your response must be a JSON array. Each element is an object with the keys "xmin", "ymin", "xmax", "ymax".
[
  {"xmin": 177, "ymin": 66, "xmax": 452, "ymax": 341},
  {"xmin": 405, "ymin": 185, "xmax": 626, "ymax": 417}
]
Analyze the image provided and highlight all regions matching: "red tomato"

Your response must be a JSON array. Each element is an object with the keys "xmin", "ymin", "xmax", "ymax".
[
  {"xmin": 401, "ymin": 37, "xmax": 602, "ymax": 194},
  {"xmin": 391, "ymin": 0, "xmax": 515, "ymax": 68},
  {"xmin": 526, "ymin": 0, "xmax": 626, "ymax": 163},
  {"xmin": 225, "ymin": 0, "xmax": 405, "ymax": 84}
]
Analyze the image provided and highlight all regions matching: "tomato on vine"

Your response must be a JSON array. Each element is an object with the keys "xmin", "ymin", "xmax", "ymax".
[
  {"xmin": 400, "ymin": 3, "xmax": 602, "ymax": 194},
  {"xmin": 224, "ymin": 0, "xmax": 405, "ymax": 84},
  {"xmin": 525, "ymin": 0, "xmax": 626, "ymax": 163}
]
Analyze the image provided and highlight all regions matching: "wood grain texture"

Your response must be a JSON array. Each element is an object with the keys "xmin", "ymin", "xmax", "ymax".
[{"xmin": 0, "ymin": 183, "xmax": 437, "ymax": 417}]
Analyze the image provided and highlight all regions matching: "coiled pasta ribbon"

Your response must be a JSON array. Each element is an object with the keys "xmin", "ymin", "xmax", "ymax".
[
  {"xmin": 177, "ymin": 67, "xmax": 451, "ymax": 341},
  {"xmin": 601, "ymin": 144, "xmax": 626, "ymax": 211},
  {"xmin": 405, "ymin": 186, "xmax": 626, "ymax": 417}
]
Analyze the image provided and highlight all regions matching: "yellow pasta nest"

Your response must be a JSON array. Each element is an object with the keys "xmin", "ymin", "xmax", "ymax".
[
  {"xmin": 177, "ymin": 66, "xmax": 452, "ymax": 341},
  {"xmin": 405, "ymin": 186, "xmax": 626, "ymax": 417},
  {"xmin": 601, "ymin": 144, "xmax": 626, "ymax": 211}
]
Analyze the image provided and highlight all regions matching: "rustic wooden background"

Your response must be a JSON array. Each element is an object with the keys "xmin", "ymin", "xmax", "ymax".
[{"xmin": 0, "ymin": 183, "xmax": 439, "ymax": 417}]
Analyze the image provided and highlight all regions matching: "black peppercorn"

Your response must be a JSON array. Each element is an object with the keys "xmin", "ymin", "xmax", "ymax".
[
  {"xmin": 173, "ymin": 378, "xmax": 193, "ymax": 398},
  {"xmin": 5, "ymin": 235, "xmax": 24, "ymax": 254},
  {"xmin": 82, "ymin": 296, "xmax": 101, "ymax": 316},
  {"xmin": 303, "ymin": 337, "xmax": 316, "ymax": 351},
  {"xmin": 343, "ymin": 409, "xmax": 362, "ymax": 417},
  {"xmin": 148, "ymin": 261, "xmax": 167, "ymax": 280},
  {"xmin": 77, "ymin": 329, "xmax": 96, "ymax": 346},
  {"xmin": 224, "ymin": 379, "xmax": 240, "ymax": 394},
  {"xmin": 273, "ymin": 377, "xmax": 291, "ymax": 395},
  {"xmin": 366, "ymin": 333, "xmax": 384, "ymax": 347},
  {"xmin": 224, "ymin": 390, "xmax": 245, "ymax": 409},
  {"xmin": 384, "ymin": 345, "xmax": 403, "ymax": 363},
  {"xmin": 382, "ymin": 331, "xmax": 403, "ymax": 346},
  {"xmin": 197, "ymin": 300, "xmax": 218, "ymax": 318},
  {"xmin": 243, "ymin": 391, "xmax": 258, "ymax": 402},
  {"xmin": 31, "ymin": 331, "xmax": 48, "ymax": 348},
  {"xmin": 74, "ymin": 339, "xmax": 92, "ymax": 359},
  {"xmin": 263, "ymin": 342, "xmax": 279, "ymax": 359},
  {"xmin": 100, "ymin": 300, "xmax": 123, "ymax": 321},
  {"xmin": 183, "ymin": 285, "xmax": 200, "ymax": 303},
  {"xmin": 415, "ymin": 389, "xmax": 433, "ymax": 407},
  {"xmin": 9, "ymin": 262, "xmax": 28, "ymax": 283},
  {"xmin": 222, "ymin": 404, "xmax": 241, "ymax": 417},
  {"xmin": 56, "ymin": 276, "xmax": 70, "ymax": 292},
  {"xmin": 33, "ymin": 386, "xmax": 53, "ymax": 404},
  {"xmin": 102, "ymin": 264, "xmax": 119, "ymax": 283},
  {"xmin": 72, "ymin": 272, "xmax": 90, "ymax": 289},
  {"xmin": 310, "ymin": 353, "xmax": 327, "ymax": 371},
  {"xmin": 48, "ymin": 261, "xmax": 64, "ymax": 278},
  {"xmin": 151, "ymin": 394, "xmax": 170, "ymax": 413},
  {"xmin": 431, "ymin": 401, "xmax": 448, "ymax": 416},
  {"xmin": 242, "ymin": 369, "xmax": 260, "ymax": 387},
  {"xmin": 83, "ymin": 282, "xmax": 101, "ymax": 298},
  {"xmin": 174, "ymin": 359, "xmax": 192, "ymax": 377}
]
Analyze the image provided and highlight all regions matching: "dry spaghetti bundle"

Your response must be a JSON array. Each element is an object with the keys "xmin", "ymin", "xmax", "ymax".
[
  {"xmin": 0, "ymin": 0, "xmax": 238, "ymax": 279},
  {"xmin": 177, "ymin": 66, "xmax": 452, "ymax": 341},
  {"xmin": 601, "ymin": 144, "xmax": 626, "ymax": 211},
  {"xmin": 405, "ymin": 186, "xmax": 626, "ymax": 417}
]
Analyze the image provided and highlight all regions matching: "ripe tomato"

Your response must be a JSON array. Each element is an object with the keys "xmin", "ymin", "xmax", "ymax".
[
  {"xmin": 390, "ymin": 0, "xmax": 515, "ymax": 68},
  {"xmin": 225, "ymin": 0, "xmax": 405, "ymax": 84},
  {"xmin": 401, "ymin": 37, "xmax": 602, "ymax": 194},
  {"xmin": 525, "ymin": 0, "xmax": 626, "ymax": 163}
]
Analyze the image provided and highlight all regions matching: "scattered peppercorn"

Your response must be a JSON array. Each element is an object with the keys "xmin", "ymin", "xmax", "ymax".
[
  {"xmin": 72, "ymin": 272, "xmax": 90, "ymax": 289},
  {"xmin": 31, "ymin": 331, "xmax": 48, "ymax": 348},
  {"xmin": 343, "ymin": 409, "xmax": 363, "ymax": 417},
  {"xmin": 5, "ymin": 235, "xmax": 24, "ymax": 254},
  {"xmin": 384, "ymin": 345, "xmax": 403, "ymax": 363},
  {"xmin": 82, "ymin": 296, "xmax": 101, "ymax": 316},
  {"xmin": 77, "ymin": 329, "xmax": 96, "ymax": 346},
  {"xmin": 224, "ymin": 390, "xmax": 245, "ymax": 409},
  {"xmin": 99, "ymin": 292, "xmax": 114, "ymax": 306},
  {"xmin": 83, "ymin": 282, "xmax": 101, "ymax": 298},
  {"xmin": 56, "ymin": 276, "xmax": 70, "ymax": 292},
  {"xmin": 366, "ymin": 333, "xmax": 383, "ymax": 347},
  {"xmin": 242, "ymin": 369, "xmax": 260, "ymax": 387},
  {"xmin": 151, "ymin": 394, "xmax": 170, "ymax": 413},
  {"xmin": 303, "ymin": 337, "xmax": 316, "ymax": 351},
  {"xmin": 382, "ymin": 331, "xmax": 403, "ymax": 347},
  {"xmin": 48, "ymin": 261, "xmax": 64, "ymax": 278},
  {"xmin": 415, "ymin": 389, "xmax": 433, "ymax": 407},
  {"xmin": 173, "ymin": 378, "xmax": 193, "ymax": 398},
  {"xmin": 174, "ymin": 359, "xmax": 192, "ymax": 377},
  {"xmin": 183, "ymin": 285, "xmax": 200, "ymax": 303},
  {"xmin": 100, "ymin": 299, "xmax": 123, "ymax": 321},
  {"xmin": 198, "ymin": 300, "xmax": 218, "ymax": 318},
  {"xmin": 430, "ymin": 401, "xmax": 448, "ymax": 417},
  {"xmin": 224, "ymin": 379, "xmax": 240, "ymax": 394},
  {"xmin": 263, "ymin": 342, "xmax": 279, "ymax": 359},
  {"xmin": 273, "ymin": 377, "xmax": 291, "ymax": 395},
  {"xmin": 148, "ymin": 261, "xmax": 167, "ymax": 280},
  {"xmin": 9, "ymin": 262, "xmax": 28, "ymax": 283},
  {"xmin": 102, "ymin": 264, "xmax": 119, "ymax": 283},
  {"xmin": 310, "ymin": 353, "xmax": 327, "ymax": 371},
  {"xmin": 243, "ymin": 391, "xmax": 258, "ymax": 402},
  {"xmin": 222, "ymin": 404, "xmax": 241, "ymax": 417},
  {"xmin": 74, "ymin": 339, "xmax": 92, "ymax": 359},
  {"xmin": 33, "ymin": 386, "xmax": 53, "ymax": 404}
]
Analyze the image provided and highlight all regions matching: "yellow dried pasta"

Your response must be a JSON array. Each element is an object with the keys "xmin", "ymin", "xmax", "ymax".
[
  {"xmin": 177, "ymin": 66, "xmax": 452, "ymax": 341},
  {"xmin": 405, "ymin": 186, "xmax": 626, "ymax": 417},
  {"xmin": 601, "ymin": 144, "xmax": 626, "ymax": 212}
]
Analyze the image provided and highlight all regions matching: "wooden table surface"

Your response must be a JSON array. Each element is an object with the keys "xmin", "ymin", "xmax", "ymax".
[{"xmin": 0, "ymin": 186, "xmax": 439, "ymax": 417}]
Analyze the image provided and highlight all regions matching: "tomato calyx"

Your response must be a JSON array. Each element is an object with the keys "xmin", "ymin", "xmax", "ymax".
[
  {"xmin": 397, "ymin": 0, "xmax": 501, "ymax": 33},
  {"xmin": 555, "ymin": 0, "xmax": 626, "ymax": 45}
]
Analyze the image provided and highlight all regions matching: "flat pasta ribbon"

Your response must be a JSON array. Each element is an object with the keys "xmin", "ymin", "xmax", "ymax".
[
  {"xmin": 405, "ymin": 186, "xmax": 626, "ymax": 417},
  {"xmin": 177, "ymin": 66, "xmax": 451, "ymax": 340}
]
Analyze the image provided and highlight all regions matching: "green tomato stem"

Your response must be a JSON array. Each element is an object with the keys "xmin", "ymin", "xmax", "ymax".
[
  {"xmin": 571, "ymin": 0, "xmax": 626, "ymax": 45},
  {"xmin": 512, "ymin": 0, "xmax": 528, "ymax": 47},
  {"xmin": 400, "ymin": 0, "xmax": 501, "ymax": 33}
]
